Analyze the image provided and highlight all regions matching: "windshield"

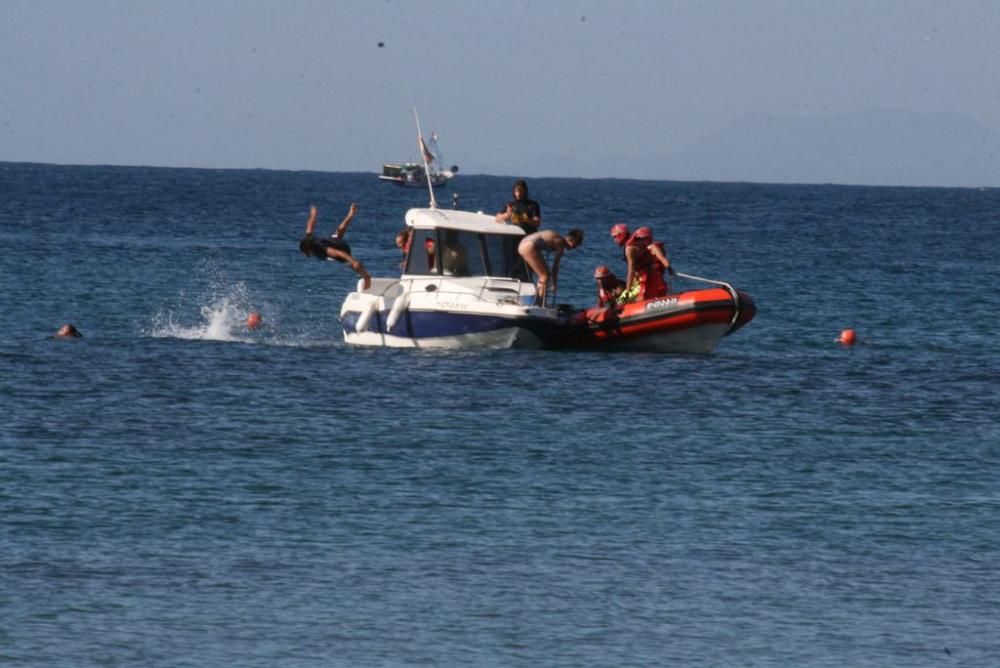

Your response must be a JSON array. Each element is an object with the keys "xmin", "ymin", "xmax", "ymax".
[{"xmin": 403, "ymin": 228, "xmax": 528, "ymax": 279}]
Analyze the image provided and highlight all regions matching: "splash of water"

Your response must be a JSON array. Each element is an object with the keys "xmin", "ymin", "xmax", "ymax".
[
  {"xmin": 144, "ymin": 261, "xmax": 340, "ymax": 347},
  {"xmin": 148, "ymin": 297, "xmax": 251, "ymax": 342},
  {"xmin": 147, "ymin": 277, "xmax": 263, "ymax": 342}
]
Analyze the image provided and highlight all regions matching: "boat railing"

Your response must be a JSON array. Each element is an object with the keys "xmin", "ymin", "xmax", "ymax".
[
  {"xmin": 477, "ymin": 278, "xmax": 532, "ymax": 305},
  {"xmin": 420, "ymin": 279, "xmax": 532, "ymax": 306},
  {"xmin": 673, "ymin": 272, "xmax": 734, "ymax": 292},
  {"xmin": 364, "ymin": 276, "xmax": 535, "ymax": 307},
  {"xmin": 674, "ymin": 272, "xmax": 743, "ymax": 333}
]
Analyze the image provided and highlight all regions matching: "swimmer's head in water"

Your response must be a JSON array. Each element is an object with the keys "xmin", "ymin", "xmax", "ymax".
[{"xmin": 55, "ymin": 324, "xmax": 82, "ymax": 338}]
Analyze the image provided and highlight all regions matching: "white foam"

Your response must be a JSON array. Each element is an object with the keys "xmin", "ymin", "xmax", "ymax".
[
  {"xmin": 147, "ymin": 297, "xmax": 247, "ymax": 342},
  {"xmin": 147, "ymin": 277, "xmax": 261, "ymax": 343},
  {"xmin": 144, "ymin": 279, "xmax": 341, "ymax": 348}
]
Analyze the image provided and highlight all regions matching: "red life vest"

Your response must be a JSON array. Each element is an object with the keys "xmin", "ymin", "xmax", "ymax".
[{"xmin": 625, "ymin": 238, "xmax": 669, "ymax": 300}]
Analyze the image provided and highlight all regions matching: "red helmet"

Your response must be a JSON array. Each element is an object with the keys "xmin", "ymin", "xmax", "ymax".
[
  {"xmin": 610, "ymin": 223, "xmax": 629, "ymax": 240},
  {"xmin": 633, "ymin": 226, "xmax": 653, "ymax": 239},
  {"xmin": 593, "ymin": 265, "xmax": 612, "ymax": 279}
]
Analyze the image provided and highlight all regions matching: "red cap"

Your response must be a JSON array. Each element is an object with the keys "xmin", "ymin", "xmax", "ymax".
[
  {"xmin": 633, "ymin": 226, "xmax": 653, "ymax": 239},
  {"xmin": 610, "ymin": 223, "xmax": 629, "ymax": 238},
  {"xmin": 593, "ymin": 265, "xmax": 611, "ymax": 279}
]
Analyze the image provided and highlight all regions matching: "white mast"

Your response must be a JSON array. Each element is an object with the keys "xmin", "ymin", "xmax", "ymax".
[{"xmin": 413, "ymin": 107, "xmax": 437, "ymax": 209}]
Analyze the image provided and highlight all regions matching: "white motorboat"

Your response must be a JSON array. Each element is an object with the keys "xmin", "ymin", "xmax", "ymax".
[{"xmin": 340, "ymin": 207, "xmax": 562, "ymax": 348}]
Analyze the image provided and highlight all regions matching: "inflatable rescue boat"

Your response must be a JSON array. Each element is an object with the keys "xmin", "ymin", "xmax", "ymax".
[{"xmin": 552, "ymin": 276, "xmax": 756, "ymax": 353}]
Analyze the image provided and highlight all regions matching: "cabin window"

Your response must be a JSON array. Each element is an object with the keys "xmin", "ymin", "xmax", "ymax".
[
  {"xmin": 482, "ymin": 234, "xmax": 530, "ymax": 280},
  {"xmin": 404, "ymin": 228, "xmax": 439, "ymax": 275},
  {"xmin": 404, "ymin": 228, "xmax": 529, "ymax": 279},
  {"xmin": 439, "ymin": 229, "xmax": 482, "ymax": 277}
]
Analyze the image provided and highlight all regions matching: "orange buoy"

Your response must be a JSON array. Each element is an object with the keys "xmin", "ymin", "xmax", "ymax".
[
  {"xmin": 837, "ymin": 328, "xmax": 856, "ymax": 346},
  {"xmin": 246, "ymin": 312, "xmax": 263, "ymax": 330}
]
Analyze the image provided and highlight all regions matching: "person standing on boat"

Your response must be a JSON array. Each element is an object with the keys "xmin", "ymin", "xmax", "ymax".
[
  {"xmin": 495, "ymin": 179, "xmax": 541, "ymax": 233},
  {"xmin": 298, "ymin": 203, "xmax": 371, "ymax": 289},
  {"xmin": 593, "ymin": 266, "xmax": 626, "ymax": 307},
  {"xmin": 517, "ymin": 228, "xmax": 584, "ymax": 306},
  {"xmin": 619, "ymin": 226, "xmax": 672, "ymax": 303}
]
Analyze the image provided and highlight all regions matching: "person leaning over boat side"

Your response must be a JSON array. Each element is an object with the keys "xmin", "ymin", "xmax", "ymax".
[
  {"xmin": 517, "ymin": 228, "xmax": 584, "ymax": 306},
  {"xmin": 593, "ymin": 266, "xmax": 626, "ymax": 307},
  {"xmin": 298, "ymin": 203, "xmax": 371, "ymax": 289},
  {"xmin": 495, "ymin": 179, "xmax": 541, "ymax": 233},
  {"xmin": 618, "ymin": 226, "xmax": 673, "ymax": 303}
]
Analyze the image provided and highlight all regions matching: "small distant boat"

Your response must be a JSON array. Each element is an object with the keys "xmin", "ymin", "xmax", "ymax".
[{"xmin": 379, "ymin": 131, "xmax": 458, "ymax": 188}]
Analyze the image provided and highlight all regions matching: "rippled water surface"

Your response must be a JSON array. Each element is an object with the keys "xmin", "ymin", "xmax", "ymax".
[{"xmin": 2, "ymin": 163, "xmax": 999, "ymax": 666}]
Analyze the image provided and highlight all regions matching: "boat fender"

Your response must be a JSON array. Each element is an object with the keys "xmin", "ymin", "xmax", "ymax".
[
  {"xmin": 386, "ymin": 296, "xmax": 409, "ymax": 331},
  {"xmin": 355, "ymin": 302, "xmax": 377, "ymax": 332}
]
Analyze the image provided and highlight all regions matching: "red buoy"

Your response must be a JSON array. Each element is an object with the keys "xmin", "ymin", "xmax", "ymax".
[
  {"xmin": 837, "ymin": 328, "xmax": 856, "ymax": 346},
  {"xmin": 246, "ymin": 312, "xmax": 263, "ymax": 330}
]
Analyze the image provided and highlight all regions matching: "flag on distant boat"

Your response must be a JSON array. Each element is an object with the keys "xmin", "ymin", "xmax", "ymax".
[
  {"xmin": 419, "ymin": 135, "xmax": 435, "ymax": 164},
  {"xmin": 428, "ymin": 133, "xmax": 442, "ymax": 164}
]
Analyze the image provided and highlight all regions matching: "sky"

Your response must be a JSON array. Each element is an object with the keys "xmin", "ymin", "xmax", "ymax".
[{"xmin": 2, "ymin": 1, "xmax": 999, "ymax": 184}]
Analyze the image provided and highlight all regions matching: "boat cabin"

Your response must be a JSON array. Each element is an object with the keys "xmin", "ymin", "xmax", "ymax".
[
  {"xmin": 382, "ymin": 162, "xmax": 423, "ymax": 179},
  {"xmin": 402, "ymin": 208, "xmax": 529, "ymax": 280}
]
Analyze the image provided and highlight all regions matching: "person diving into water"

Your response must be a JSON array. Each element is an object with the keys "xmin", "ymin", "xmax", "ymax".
[{"xmin": 298, "ymin": 203, "xmax": 371, "ymax": 289}]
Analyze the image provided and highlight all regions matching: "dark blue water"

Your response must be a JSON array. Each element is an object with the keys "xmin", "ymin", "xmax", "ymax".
[{"xmin": 2, "ymin": 162, "xmax": 999, "ymax": 666}]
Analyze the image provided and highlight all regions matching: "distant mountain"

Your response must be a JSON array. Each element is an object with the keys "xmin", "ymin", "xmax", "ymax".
[{"xmin": 651, "ymin": 109, "xmax": 1000, "ymax": 187}]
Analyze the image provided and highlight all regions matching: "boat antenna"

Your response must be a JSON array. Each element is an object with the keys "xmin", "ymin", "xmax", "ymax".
[{"xmin": 414, "ymin": 106, "xmax": 437, "ymax": 209}]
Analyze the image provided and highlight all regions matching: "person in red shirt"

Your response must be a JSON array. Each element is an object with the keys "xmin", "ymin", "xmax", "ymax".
[{"xmin": 620, "ymin": 226, "xmax": 673, "ymax": 303}]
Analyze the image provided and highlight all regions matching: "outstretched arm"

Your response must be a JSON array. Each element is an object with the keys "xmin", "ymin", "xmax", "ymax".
[
  {"xmin": 550, "ymin": 246, "xmax": 565, "ymax": 291},
  {"xmin": 334, "ymin": 202, "xmax": 357, "ymax": 240},
  {"xmin": 649, "ymin": 244, "xmax": 673, "ymax": 274},
  {"xmin": 352, "ymin": 259, "xmax": 371, "ymax": 290},
  {"xmin": 326, "ymin": 246, "xmax": 372, "ymax": 290},
  {"xmin": 304, "ymin": 205, "xmax": 318, "ymax": 236}
]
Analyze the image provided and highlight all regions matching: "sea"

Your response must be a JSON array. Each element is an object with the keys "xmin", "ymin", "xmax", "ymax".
[{"xmin": 2, "ymin": 162, "xmax": 999, "ymax": 667}]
